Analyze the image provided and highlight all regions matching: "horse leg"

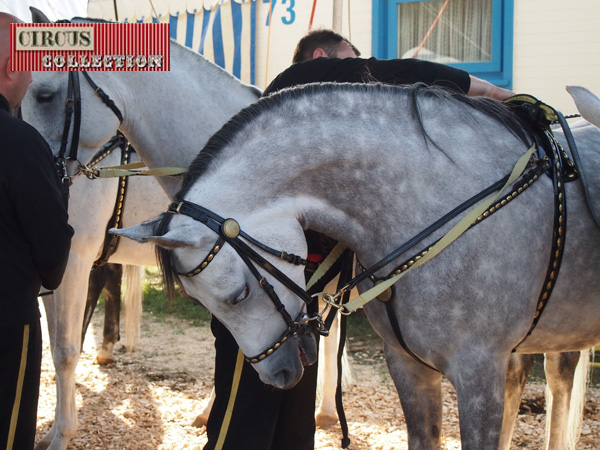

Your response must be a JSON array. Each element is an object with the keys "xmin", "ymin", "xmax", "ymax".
[
  {"xmin": 36, "ymin": 257, "xmax": 91, "ymax": 450},
  {"xmin": 384, "ymin": 343, "xmax": 442, "ymax": 450},
  {"xmin": 121, "ymin": 265, "xmax": 143, "ymax": 353},
  {"xmin": 81, "ymin": 265, "xmax": 110, "ymax": 351},
  {"xmin": 498, "ymin": 353, "xmax": 534, "ymax": 450},
  {"xmin": 544, "ymin": 350, "xmax": 588, "ymax": 450},
  {"xmin": 445, "ymin": 352, "xmax": 509, "ymax": 450},
  {"xmin": 192, "ymin": 388, "xmax": 216, "ymax": 427},
  {"xmin": 95, "ymin": 263, "xmax": 123, "ymax": 365}
]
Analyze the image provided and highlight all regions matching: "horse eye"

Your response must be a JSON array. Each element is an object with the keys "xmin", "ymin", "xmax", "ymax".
[
  {"xmin": 232, "ymin": 285, "xmax": 249, "ymax": 305},
  {"xmin": 36, "ymin": 92, "xmax": 55, "ymax": 103}
]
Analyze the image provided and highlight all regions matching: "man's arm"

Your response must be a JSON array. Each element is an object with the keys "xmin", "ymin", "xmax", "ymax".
[
  {"xmin": 467, "ymin": 75, "xmax": 515, "ymax": 100},
  {"xmin": 14, "ymin": 129, "xmax": 73, "ymax": 290}
]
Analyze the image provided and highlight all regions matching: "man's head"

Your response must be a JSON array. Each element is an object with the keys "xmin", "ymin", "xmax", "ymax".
[
  {"xmin": 0, "ymin": 12, "xmax": 32, "ymax": 110},
  {"xmin": 292, "ymin": 29, "xmax": 360, "ymax": 63}
]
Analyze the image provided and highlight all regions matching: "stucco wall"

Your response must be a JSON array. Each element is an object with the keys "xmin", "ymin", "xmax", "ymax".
[
  {"xmin": 513, "ymin": 0, "xmax": 600, "ymax": 113},
  {"xmin": 253, "ymin": 1, "xmax": 372, "ymax": 90},
  {"xmin": 256, "ymin": 0, "xmax": 600, "ymax": 114}
]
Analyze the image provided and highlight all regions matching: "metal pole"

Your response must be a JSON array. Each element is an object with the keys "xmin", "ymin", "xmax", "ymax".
[
  {"xmin": 332, "ymin": 0, "xmax": 343, "ymax": 33},
  {"xmin": 112, "ymin": 0, "xmax": 119, "ymax": 21}
]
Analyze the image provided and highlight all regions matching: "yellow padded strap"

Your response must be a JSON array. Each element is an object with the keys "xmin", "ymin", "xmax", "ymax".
[
  {"xmin": 7, "ymin": 324, "xmax": 30, "ymax": 450},
  {"xmin": 214, "ymin": 349, "xmax": 245, "ymax": 450}
]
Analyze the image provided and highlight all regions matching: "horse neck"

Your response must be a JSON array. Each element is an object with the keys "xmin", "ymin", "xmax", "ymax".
[
  {"xmin": 194, "ymin": 144, "xmax": 412, "ymax": 265},
  {"xmin": 111, "ymin": 44, "xmax": 259, "ymax": 197},
  {"xmin": 188, "ymin": 86, "xmax": 533, "ymax": 267}
]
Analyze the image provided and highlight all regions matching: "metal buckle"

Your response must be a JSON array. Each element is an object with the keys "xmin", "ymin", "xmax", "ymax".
[{"xmin": 169, "ymin": 202, "xmax": 183, "ymax": 214}]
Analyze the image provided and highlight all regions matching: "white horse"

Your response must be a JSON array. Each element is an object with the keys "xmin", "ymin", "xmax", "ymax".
[
  {"xmin": 113, "ymin": 83, "xmax": 600, "ymax": 450},
  {"xmin": 22, "ymin": 15, "xmax": 260, "ymax": 450}
]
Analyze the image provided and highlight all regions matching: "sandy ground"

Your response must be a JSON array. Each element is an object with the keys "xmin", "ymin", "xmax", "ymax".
[{"xmin": 36, "ymin": 307, "xmax": 600, "ymax": 449}]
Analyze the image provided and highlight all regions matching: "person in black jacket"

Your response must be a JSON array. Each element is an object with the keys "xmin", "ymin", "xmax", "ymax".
[
  {"xmin": 204, "ymin": 29, "xmax": 514, "ymax": 450},
  {"xmin": 0, "ymin": 12, "xmax": 74, "ymax": 450},
  {"xmin": 264, "ymin": 29, "xmax": 514, "ymax": 99}
]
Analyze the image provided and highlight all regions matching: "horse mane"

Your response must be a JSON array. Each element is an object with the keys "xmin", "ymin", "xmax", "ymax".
[
  {"xmin": 177, "ymin": 82, "xmax": 533, "ymax": 199},
  {"xmin": 157, "ymin": 82, "xmax": 535, "ymax": 292}
]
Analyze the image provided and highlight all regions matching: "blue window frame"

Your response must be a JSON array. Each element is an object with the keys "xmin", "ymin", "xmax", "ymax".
[{"xmin": 372, "ymin": 0, "xmax": 514, "ymax": 88}]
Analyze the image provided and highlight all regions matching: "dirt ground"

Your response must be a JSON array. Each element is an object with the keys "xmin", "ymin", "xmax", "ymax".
[{"xmin": 36, "ymin": 308, "xmax": 600, "ymax": 449}]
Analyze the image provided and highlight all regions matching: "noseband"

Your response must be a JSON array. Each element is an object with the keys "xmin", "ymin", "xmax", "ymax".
[{"xmin": 167, "ymin": 200, "xmax": 327, "ymax": 363}]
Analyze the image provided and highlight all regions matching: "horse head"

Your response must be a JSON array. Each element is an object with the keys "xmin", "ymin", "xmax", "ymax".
[
  {"xmin": 21, "ymin": 11, "xmax": 124, "ymax": 179},
  {"xmin": 114, "ymin": 202, "xmax": 318, "ymax": 389}
]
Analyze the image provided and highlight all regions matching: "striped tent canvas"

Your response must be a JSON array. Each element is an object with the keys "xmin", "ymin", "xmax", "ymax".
[{"xmin": 88, "ymin": 0, "xmax": 256, "ymax": 85}]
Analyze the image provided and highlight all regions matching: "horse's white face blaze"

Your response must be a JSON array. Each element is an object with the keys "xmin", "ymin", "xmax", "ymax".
[{"xmin": 167, "ymin": 212, "xmax": 317, "ymax": 388}]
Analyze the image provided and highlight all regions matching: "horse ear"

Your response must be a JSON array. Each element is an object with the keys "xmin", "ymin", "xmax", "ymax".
[
  {"xmin": 566, "ymin": 86, "xmax": 600, "ymax": 129},
  {"xmin": 30, "ymin": 7, "xmax": 52, "ymax": 23},
  {"xmin": 110, "ymin": 218, "xmax": 200, "ymax": 249}
]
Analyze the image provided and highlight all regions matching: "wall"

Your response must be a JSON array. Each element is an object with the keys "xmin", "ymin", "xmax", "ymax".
[
  {"xmin": 513, "ymin": 0, "xmax": 600, "ymax": 113},
  {"xmin": 253, "ymin": 0, "xmax": 372, "ymax": 90}
]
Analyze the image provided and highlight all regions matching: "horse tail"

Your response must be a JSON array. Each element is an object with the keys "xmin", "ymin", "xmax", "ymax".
[
  {"xmin": 316, "ymin": 331, "xmax": 353, "ymax": 401},
  {"xmin": 122, "ymin": 265, "xmax": 144, "ymax": 352},
  {"xmin": 565, "ymin": 349, "xmax": 590, "ymax": 450},
  {"xmin": 315, "ymin": 309, "xmax": 353, "ymax": 428}
]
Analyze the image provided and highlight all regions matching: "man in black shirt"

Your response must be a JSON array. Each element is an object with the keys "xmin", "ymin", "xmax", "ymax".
[
  {"xmin": 205, "ymin": 29, "xmax": 514, "ymax": 450},
  {"xmin": 264, "ymin": 29, "xmax": 513, "ymax": 99},
  {"xmin": 0, "ymin": 12, "xmax": 74, "ymax": 450}
]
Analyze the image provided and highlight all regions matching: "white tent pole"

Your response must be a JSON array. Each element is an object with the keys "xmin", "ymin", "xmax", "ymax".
[{"xmin": 332, "ymin": 0, "xmax": 343, "ymax": 33}]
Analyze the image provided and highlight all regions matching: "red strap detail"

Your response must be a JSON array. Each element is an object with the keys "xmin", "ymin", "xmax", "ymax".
[{"xmin": 307, "ymin": 253, "xmax": 324, "ymax": 263}]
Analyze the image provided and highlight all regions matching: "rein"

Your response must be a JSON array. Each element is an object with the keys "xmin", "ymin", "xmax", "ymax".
[
  {"xmin": 57, "ymin": 71, "xmax": 186, "ymax": 183},
  {"xmin": 56, "ymin": 71, "xmax": 124, "ymax": 184}
]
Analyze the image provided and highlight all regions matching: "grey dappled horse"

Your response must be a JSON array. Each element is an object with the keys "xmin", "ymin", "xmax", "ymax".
[{"xmin": 115, "ymin": 83, "xmax": 600, "ymax": 450}]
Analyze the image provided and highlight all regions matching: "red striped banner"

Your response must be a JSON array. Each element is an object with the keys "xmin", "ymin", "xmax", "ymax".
[{"xmin": 11, "ymin": 23, "xmax": 170, "ymax": 71}]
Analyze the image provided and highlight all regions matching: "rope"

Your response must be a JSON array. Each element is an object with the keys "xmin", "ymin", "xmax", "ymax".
[
  {"xmin": 309, "ymin": 0, "xmax": 318, "ymax": 30},
  {"xmin": 412, "ymin": 0, "xmax": 451, "ymax": 58},
  {"xmin": 264, "ymin": 0, "xmax": 274, "ymax": 88},
  {"xmin": 112, "ymin": 0, "xmax": 119, "ymax": 21},
  {"xmin": 147, "ymin": 0, "xmax": 160, "ymax": 22},
  {"xmin": 346, "ymin": 0, "xmax": 351, "ymax": 41}
]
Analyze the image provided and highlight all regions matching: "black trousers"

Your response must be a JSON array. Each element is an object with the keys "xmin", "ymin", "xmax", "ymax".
[
  {"xmin": 203, "ymin": 318, "xmax": 318, "ymax": 450},
  {"xmin": 0, "ymin": 319, "xmax": 42, "ymax": 450}
]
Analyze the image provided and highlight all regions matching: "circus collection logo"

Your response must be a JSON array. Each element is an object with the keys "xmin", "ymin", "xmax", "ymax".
[{"xmin": 11, "ymin": 22, "xmax": 170, "ymax": 71}]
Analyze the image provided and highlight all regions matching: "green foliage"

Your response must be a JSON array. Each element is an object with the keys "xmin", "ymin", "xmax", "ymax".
[{"xmin": 143, "ymin": 267, "xmax": 211, "ymax": 327}]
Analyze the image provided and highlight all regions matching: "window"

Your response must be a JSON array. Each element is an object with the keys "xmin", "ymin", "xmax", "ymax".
[{"xmin": 372, "ymin": 0, "xmax": 513, "ymax": 88}]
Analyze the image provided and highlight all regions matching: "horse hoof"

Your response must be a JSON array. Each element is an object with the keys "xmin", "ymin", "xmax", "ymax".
[
  {"xmin": 94, "ymin": 350, "xmax": 116, "ymax": 366},
  {"xmin": 316, "ymin": 411, "xmax": 339, "ymax": 429},
  {"xmin": 191, "ymin": 413, "xmax": 209, "ymax": 428},
  {"xmin": 34, "ymin": 440, "xmax": 51, "ymax": 450}
]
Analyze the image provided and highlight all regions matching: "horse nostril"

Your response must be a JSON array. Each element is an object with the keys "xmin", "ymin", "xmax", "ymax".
[{"xmin": 37, "ymin": 93, "xmax": 55, "ymax": 103}]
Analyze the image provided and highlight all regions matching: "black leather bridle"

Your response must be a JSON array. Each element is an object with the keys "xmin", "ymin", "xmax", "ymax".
[
  {"xmin": 56, "ymin": 70, "xmax": 124, "ymax": 184},
  {"xmin": 167, "ymin": 200, "xmax": 329, "ymax": 363}
]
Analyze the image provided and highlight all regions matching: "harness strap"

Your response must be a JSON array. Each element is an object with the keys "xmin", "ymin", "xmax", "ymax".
[
  {"xmin": 58, "ymin": 71, "xmax": 78, "ymax": 161},
  {"xmin": 81, "ymin": 71, "xmax": 124, "ymax": 123},
  {"xmin": 518, "ymin": 131, "xmax": 568, "ymax": 342},
  {"xmin": 68, "ymin": 71, "xmax": 82, "ymax": 161},
  {"xmin": 555, "ymin": 109, "xmax": 600, "ymax": 229},
  {"xmin": 306, "ymin": 242, "xmax": 347, "ymax": 291},
  {"xmin": 343, "ymin": 144, "xmax": 538, "ymax": 313},
  {"xmin": 83, "ymin": 160, "xmax": 187, "ymax": 179},
  {"xmin": 92, "ymin": 142, "xmax": 132, "ymax": 268},
  {"xmin": 333, "ymin": 251, "xmax": 353, "ymax": 449}
]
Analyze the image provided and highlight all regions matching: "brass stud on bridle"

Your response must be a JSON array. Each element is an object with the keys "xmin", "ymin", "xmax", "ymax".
[{"xmin": 222, "ymin": 219, "xmax": 240, "ymax": 238}]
